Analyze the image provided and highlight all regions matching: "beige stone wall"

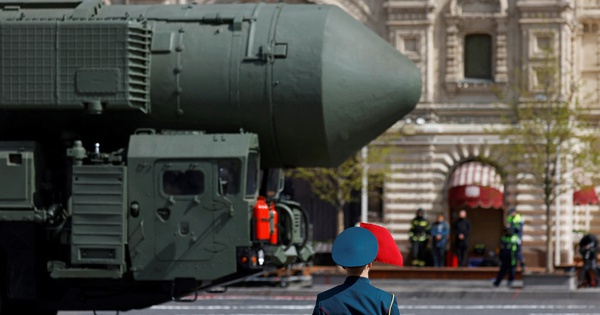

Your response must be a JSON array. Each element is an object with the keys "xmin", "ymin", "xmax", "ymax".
[{"xmin": 384, "ymin": 0, "xmax": 600, "ymax": 267}]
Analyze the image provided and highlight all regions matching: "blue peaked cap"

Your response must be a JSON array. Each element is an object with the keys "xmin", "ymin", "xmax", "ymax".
[{"xmin": 331, "ymin": 227, "xmax": 378, "ymax": 267}]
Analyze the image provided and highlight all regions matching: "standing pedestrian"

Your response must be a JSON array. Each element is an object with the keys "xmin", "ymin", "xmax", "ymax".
[
  {"xmin": 430, "ymin": 212, "xmax": 449, "ymax": 267},
  {"xmin": 452, "ymin": 209, "xmax": 471, "ymax": 267},
  {"xmin": 506, "ymin": 207, "xmax": 526, "ymax": 271},
  {"xmin": 312, "ymin": 227, "xmax": 399, "ymax": 315},
  {"xmin": 578, "ymin": 233, "xmax": 600, "ymax": 288},
  {"xmin": 409, "ymin": 208, "xmax": 430, "ymax": 266},
  {"xmin": 492, "ymin": 228, "xmax": 519, "ymax": 288}
]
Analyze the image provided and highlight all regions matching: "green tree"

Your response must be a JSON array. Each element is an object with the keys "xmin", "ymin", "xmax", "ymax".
[
  {"xmin": 287, "ymin": 141, "xmax": 392, "ymax": 236},
  {"xmin": 494, "ymin": 51, "xmax": 600, "ymax": 272}
]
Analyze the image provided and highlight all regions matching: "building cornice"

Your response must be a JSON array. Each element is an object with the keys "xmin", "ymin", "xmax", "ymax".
[
  {"xmin": 516, "ymin": 0, "xmax": 573, "ymax": 11},
  {"xmin": 384, "ymin": 0, "xmax": 435, "ymax": 10}
]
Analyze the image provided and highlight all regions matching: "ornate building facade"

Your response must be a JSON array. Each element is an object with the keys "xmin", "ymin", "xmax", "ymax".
[
  {"xmin": 385, "ymin": 0, "xmax": 600, "ymax": 268},
  {"xmin": 107, "ymin": 0, "xmax": 600, "ymax": 268}
]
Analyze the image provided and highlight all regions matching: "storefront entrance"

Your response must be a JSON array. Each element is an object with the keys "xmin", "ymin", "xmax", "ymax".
[
  {"xmin": 447, "ymin": 161, "xmax": 505, "ymax": 267},
  {"xmin": 450, "ymin": 207, "xmax": 504, "ymax": 266}
]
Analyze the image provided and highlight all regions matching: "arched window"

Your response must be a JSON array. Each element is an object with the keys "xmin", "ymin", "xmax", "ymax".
[{"xmin": 464, "ymin": 34, "xmax": 492, "ymax": 80}]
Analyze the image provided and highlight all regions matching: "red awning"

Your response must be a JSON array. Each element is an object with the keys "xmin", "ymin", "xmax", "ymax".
[
  {"xmin": 448, "ymin": 185, "xmax": 504, "ymax": 209},
  {"xmin": 448, "ymin": 162, "xmax": 504, "ymax": 209},
  {"xmin": 573, "ymin": 187, "xmax": 599, "ymax": 205}
]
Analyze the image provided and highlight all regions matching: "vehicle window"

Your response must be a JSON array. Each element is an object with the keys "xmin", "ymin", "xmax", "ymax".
[
  {"xmin": 163, "ymin": 170, "xmax": 204, "ymax": 195},
  {"xmin": 246, "ymin": 153, "xmax": 259, "ymax": 196},
  {"xmin": 218, "ymin": 159, "xmax": 241, "ymax": 195},
  {"xmin": 265, "ymin": 168, "xmax": 283, "ymax": 198}
]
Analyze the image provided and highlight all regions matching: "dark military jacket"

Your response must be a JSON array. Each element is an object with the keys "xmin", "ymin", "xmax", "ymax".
[
  {"xmin": 312, "ymin": 276, "xmax": 399, "ymax": 315},
  {"xmin": 452, "ymin": 218, "xmax": 471, "ymax": 248}
]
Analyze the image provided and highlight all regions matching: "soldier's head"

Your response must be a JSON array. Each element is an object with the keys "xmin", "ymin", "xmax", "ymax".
[
  {"xmin": 331, "ymin": 227, "xmax": 378, "ymax": 275},
  {"xmin": 416, "ymin": 208, "xmax": 424, "ymax": 218}
]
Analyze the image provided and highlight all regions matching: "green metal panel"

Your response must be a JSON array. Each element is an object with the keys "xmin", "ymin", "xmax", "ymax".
[
  {"xmin": 152, "ymin": 160, "xmax": 216, "ymax": 262},
  {"xmin": 117, "ymin": 3, "xmax": 419, "ymax": 167},
  {"xmin": 70, "ymin": 165, "xmax": 126, "ymax": 268},
  {"xmin": 127, "ymin": 132, "xmax": 258, "ymax": 280},
  {"xmin": 0, "ymin": 2, "xmax": 420, "ymax": 168},
  {"xmin": 0, "ymin": 20, "xmax": 150, "ymax": 112},
  {"xmin": 127, "ymin": 132, "xmax": 259, "ymax": 159},
  {"xmin": 0, "ymin": 142, "xmax": 35, "ymax": 209},
  {"xmin": 273, "ymin": 6, "xmax": 422, "ymax": 166}
]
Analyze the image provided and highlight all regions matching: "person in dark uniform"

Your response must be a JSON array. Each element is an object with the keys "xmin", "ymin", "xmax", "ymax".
[
  {"xmin": 578, "ymin": 233, "xmax": 600, "ymax": 288},
  {"xmin": 492, "ymin": 228, "xmax": 519, "ymax": 288},
  {"xmin": 409, "ymin": 208, "xmax": 430, "ymax": 266},
  {"xmin": 312, "ymin": 227, "xmax": 399, "ymax": 315},
  {"xmin": 452, "ymin": 209, "xmax": 471, "ymax": 267}
]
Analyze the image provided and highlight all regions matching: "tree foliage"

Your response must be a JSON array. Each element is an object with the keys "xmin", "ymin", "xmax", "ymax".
[{"xmin": 494, "ymin": 50, "xmax": 600, "ymax": 272}]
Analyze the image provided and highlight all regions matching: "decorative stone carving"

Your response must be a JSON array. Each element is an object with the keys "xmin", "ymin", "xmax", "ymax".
[
  {"xmin": 386, "ymin": 0, "xmax": 436, "ymax": 102},
  {"xmin": 528, "ymin": 29, "xmax": 558, "ymax": 59},
  {"xmin": 517, "ymin": 1, "xmax": 573, "ymax": 97},
  {"xmin": 582, "ymin": 22, "xmax": 599, "ymax": 33},
  {"xmin": 450, "ymin": 0, "xmax": 507, "ymax": 15},
  {"xmin": 459, "ymin": 0, "xmax": 501, "ymax": 13}
]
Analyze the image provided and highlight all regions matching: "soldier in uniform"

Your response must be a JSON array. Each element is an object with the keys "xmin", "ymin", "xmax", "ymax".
[
  {"xmin": 312, "ymin": 227, "xmax": 399, "ymax": 315},
  {"xmin": 409, "ymin": 208, "xmax": 430, "ymax": 266}
]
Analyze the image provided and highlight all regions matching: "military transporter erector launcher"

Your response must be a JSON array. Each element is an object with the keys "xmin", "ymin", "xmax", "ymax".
[{"xmin": 0, "ymin": 0, "xmax": 421, "ymax": 313}]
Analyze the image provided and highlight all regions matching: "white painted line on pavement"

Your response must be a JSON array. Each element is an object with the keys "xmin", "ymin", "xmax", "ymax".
[
  {"xmin": 153, "ymin": 305, "xmax": 313, "ymax": 310},
  {"xmin": 401, "ymin": 305, "xmax": 600, "ymax": 310},
  {"xmin": 196, "ymin": 294, "xmax": 315, "ymax": 301},
  {"xmin": 154, "ymin": 303, "xmax": 600, "ymax": 312}
]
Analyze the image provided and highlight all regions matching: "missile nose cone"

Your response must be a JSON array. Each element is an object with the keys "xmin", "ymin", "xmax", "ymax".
[
  {"xmin": 272, "ymin": 5, "xmax": 421, "ymax": 167},
  {"xmin": 320, "ymin": 9, "xmax": 422, "ymax": 166}
]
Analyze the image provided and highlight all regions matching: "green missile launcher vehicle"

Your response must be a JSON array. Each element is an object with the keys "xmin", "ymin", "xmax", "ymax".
[{"xmin": 0, "ymin": 0, "xmax": 421, "ymax": 313}]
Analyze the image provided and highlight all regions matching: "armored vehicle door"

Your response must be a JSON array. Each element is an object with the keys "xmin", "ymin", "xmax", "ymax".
[
  {"xmin": 154, "ymin": 160, "xmax": 224, "ymax": 262},
  {"xmin": 128, "ymin": 132, "xmax": 256, "ymax": 280}
]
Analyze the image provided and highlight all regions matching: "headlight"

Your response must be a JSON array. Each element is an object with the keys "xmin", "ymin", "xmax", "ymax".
[{"xmin": 257, "ymin": 249, "xmax": 265, "ymax": 266}]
